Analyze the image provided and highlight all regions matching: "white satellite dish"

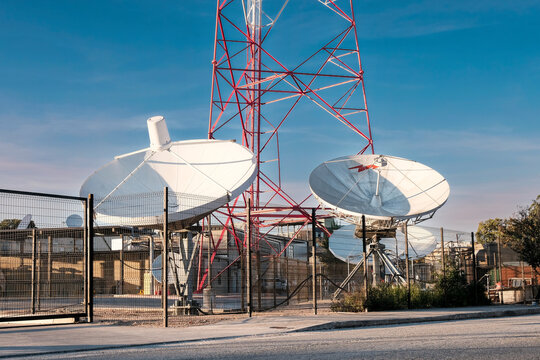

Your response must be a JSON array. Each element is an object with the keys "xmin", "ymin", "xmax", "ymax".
[
  {"xmin": 309, "ymin": 154, "xmax": 450, "ymax": 225},
  {"xmin": 80, "ymin": 116, "xmax": 257, "ymax": 228},
  {"xmin": 151, "ymin": 253, "xmax": 188, "ymax": 283},
  {"xmin": 17, "ymin": 214, "xmax": 32, "ymax": 229},
  {"xmin": 329, "ymin": 224, "xmax": 467, "ymax": 264},
  {"xmin": 66, "ymin": 214, "xmax": 83, "ymax": 228},
  {"xmin": 328, "ymin": 224, "xmax": 364, "ymax": 263},
  {"xmin": 383, "ymin": 226, "xmax": 438, "ymax": 260}
]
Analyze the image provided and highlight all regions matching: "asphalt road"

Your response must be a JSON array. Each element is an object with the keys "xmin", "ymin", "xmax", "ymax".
[{"xmin": 23, "ymin": 314, "xmax": 540, "ymax": 360}]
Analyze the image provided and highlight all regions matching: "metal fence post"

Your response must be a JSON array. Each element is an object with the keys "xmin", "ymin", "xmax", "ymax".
[
  {"xmin": 83, "ymin": 198, "xmax": 88, "ymax": 317},
  {"xmin": 497, "ymin": 228, "xmax": 504, "ymax": 304},
  {"xmin": 471, "ymin": 232, "xmax": 478, "ymax": 305},
  {"xmin": 163, "ymin": 187, "xmax": 169, "ymax": 327},
  {"xmin": 404, "ymin": 222, "xmax": 411, "ymax": 309},
  {"xmin": 205, "ymin": 215, "xmax": 214, "ymax": 314},
  {"xmin": 48, "ymin": 235, "xmax": 52, "ymax": 298},
  {"xmin": 207, "ymin": 216, "xmax": 212, "ymax": 287},
  {"xmin": 149, "ymin": 236, "xmax": 154, "ymax": 296},
  {"xmin": 246, "ymin": 198, "xmax": 252, "ymax": 317},
  {"xmin": 87, "ymin": 194, "xmax": 94, "ymax": 322},
  {"xmin": 241, "ymin": 243, "xmax": 245, "ymax": 312},
  {"xmin": 311, "ymin": 208, "xmax": 317, "ymax": 315},
  {"xmin": 31, "ymin": 229, "xmax": 37, "ymax": 314},
  {"xmin": 119, "ymin": 235, "xmax": 124, "ymax": 295},
  {"xmin": 37, "ymin": 237, "xmax": 41, "ymax": 311},
  {"xmin": 362, "ymin": 215, "xmax": 368, "ymax": 300}
]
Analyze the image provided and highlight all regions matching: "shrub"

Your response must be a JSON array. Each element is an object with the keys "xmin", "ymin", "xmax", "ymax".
[
  {"xmin": 410, "ymin": 284, "xmax": 436, "ymax": 309},
  {"xmin": 364, "ymin": 283, "xmax": 407, "ymax": 311},
  {"xmin": 330, "ymin": 291, "xmax": 366, "ymax": 312},
  {"xmin": 331, "ymin": 269, "xmax": 490, "ymax": 312},
  {"xmin": 433, "ymin": 268, "xmax": 490, "ymax": 307}
]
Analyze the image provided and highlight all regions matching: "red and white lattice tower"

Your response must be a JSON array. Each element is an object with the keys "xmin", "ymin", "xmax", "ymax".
[{"xmin": 198, "ymin": 0, "xmax": 374, "ymax": 291}]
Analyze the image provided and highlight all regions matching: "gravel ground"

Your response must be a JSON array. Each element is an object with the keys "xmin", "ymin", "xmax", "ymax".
[{"xmin": 94, "ymin": 300, "xmax": 333, "ymax": 327}]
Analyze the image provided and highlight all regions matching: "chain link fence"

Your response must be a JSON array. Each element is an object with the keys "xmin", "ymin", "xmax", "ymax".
[
  {"xmin": 0, "ymin": 189, "xmax": 89, "ymax": 321},
  {"xmin": 3, "ymin": 187, "xmax": 536, "ymax": 326},
  {"xmin": 91, "ymin": 190, "xmax": 229, "ymax": 323}
]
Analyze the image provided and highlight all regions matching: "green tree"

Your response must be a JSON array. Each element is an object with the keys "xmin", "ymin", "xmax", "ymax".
[
  {"xmin": 0, "ymin": 218, "xmax": 35, "ymax": 230},
  {"xmin": 0, "ymin": 219, "xmax": 21, "ymax": 230},
  {"xmin": 502, "ymin": 196, "xmax": 540, "ymax": 300},
  {"xmin": 476, "ymin": 218, "xmax": 505, "ymax": 245}
]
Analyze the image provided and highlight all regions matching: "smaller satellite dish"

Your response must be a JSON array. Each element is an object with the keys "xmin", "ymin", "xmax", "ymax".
[
  {"xmin": 17, "ymin": 214, "xmax": 32, "ymax": 229},
  {"xmin": 66, "ymin": 214, "xmax": 83, "ymax": 228},
  {"xmin": 328, "ymin": 225, "xmax": 364, "ymax": 263},
  {"xmin": 329, "ymin": 224, "xmax": 468, "ymax": 264},
  {"xmin": 381, "ymin": 226, "xmax": 438, "ymax": 260},
  {"xmin": 309, "ymin": 154, "xmax": 450, "ymax": 226},
  {"xmin": 152, "ymin": 253, "xmax": 185, "ymax": 283}
]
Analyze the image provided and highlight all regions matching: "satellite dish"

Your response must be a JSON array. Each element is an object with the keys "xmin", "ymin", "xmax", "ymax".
[
  {"xmin": 151, "ymin": 253, "xmax": 187, "ymax": 283},
  {"xmin": 309, "ymin": 154, "xmax": 449, "ymax": 225},
  {"xmin": 328, "ymin": 224, "xmax": 364, "ymax": 263},
  {"xmin": 66, "ymin": 214, "xmax": 83, "ymax": 228},
  {"xmin": 329, "ymin": 224, "xmax": 467, "ymax": 264},
  {"xmin": 80, "ymin": 116, "xmax": 257, "ymax": 228},
  {"xmin": 383, "ymin": 226, "xmax": 438, "ymax": 260},
  {"xmin": 17, "ymin": 214, "xmax": 32, "ymax": 229}
]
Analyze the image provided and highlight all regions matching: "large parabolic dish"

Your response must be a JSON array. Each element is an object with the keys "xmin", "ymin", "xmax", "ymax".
[
  {"xmin": 329, "ymin": 224, "xmax": 466, "ymax": 264},
  {"xmin": 80, "ymin": 116, "xmax": 257, "ymax": 228},
  {"xmin": 309, "ymin": 154, "xmax": 450, "ymax": 225}
]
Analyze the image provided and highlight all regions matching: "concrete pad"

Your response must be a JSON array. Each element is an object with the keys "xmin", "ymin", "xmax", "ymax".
[{"xmin": 0, "ymin": 317, "xmax": 75, "ymax": 329}]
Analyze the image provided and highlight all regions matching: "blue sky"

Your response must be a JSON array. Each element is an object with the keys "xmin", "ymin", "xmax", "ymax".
[{"xmin": 0, "ymin": 0, "xmax": 539, "ymax": 231}]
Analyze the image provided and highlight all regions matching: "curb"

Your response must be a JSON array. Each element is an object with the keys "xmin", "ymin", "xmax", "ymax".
[
  {"xmin": 0, "ymin": 335, "xmax": 245, "ymax": 359},
  {"xmin": 293, "ymin": 307, "xmax": 540, "ymax": 332}
]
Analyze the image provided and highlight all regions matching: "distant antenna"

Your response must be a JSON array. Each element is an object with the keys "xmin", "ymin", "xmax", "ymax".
[{"xmin": 17, "ymin": 214, "xmax": 32, "ymax": 229}]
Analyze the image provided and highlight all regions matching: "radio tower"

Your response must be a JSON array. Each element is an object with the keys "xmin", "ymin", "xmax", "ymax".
[{"xmin": 198, "ymin": 0, "xmax": 374, "ymax": 291}]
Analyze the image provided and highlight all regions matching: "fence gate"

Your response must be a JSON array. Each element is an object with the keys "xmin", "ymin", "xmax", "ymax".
[{"xmin": 0, "ymin": 189, "xmax": 92, "ymax": 322}]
